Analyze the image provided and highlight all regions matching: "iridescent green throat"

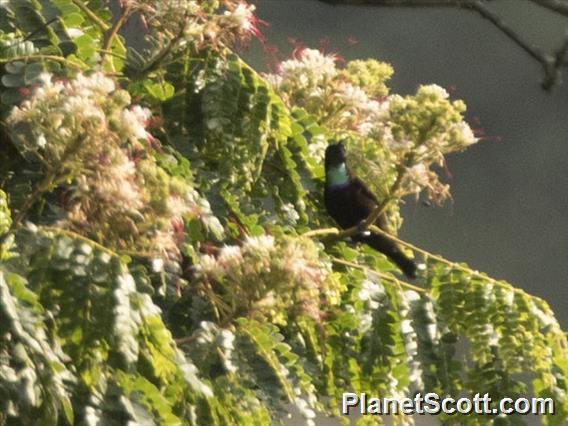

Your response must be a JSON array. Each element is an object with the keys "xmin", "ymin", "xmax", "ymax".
[{"xmin": 326, "ymin": 163, "xmax": 349, "ymax": 186}]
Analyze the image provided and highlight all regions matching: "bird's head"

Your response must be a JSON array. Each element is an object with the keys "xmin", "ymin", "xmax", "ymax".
[
  {"xmin": 325, "ymin": 142, "xmax": 347, "ymax": 169},
  {"xmin": 324, "ymin": 142, "xmax": 349, "ymax": 186}
]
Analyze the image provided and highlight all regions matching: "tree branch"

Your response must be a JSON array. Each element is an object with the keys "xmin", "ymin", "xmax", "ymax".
[
  {"xmin": 71, "ymin": 0, "xmax": 110, "ymax": 31},
  {"xmin": 101, "ymin": 6, "xmax": 132, "ymax": 70},
  {"xmin": 317, "ymin": 0, "xmax": 568, "ymax": 89},
  {"xmin": 369, "ymin": 225, "xmax": 529, "ymax": 293},
  {"xmin": 307, "ymin": 221, "xmax": 537, "ymax": 299},
  {"xmin": 530, "ymin": 0, "xmax": 568, "ymax": 18},
  {"xmin": 0, "ymin": 55, "xmax": 85, "ymax": 70},
  {"xmin": 331, "ymin": 256, "xmax": 427, "ymax": 293},
  {"xmin": 320, "ymin": 0, "xmax": 477, "ymax": 6},
  {"xmin": 467, "ymin": 1, "xmax": 547, "ymax": 63}
]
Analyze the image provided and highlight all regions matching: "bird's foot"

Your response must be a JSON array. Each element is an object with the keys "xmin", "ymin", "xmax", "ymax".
[{"xmin": 357, "ymin": 220, "xmax": 371, "ymax": 237}]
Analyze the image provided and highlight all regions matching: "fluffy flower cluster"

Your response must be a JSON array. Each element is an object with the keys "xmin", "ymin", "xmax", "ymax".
[
  {"xmin": 266, "ymin": 50, "xmax": 389, "ymax": 138},
  {"xmin": 125, "ymin": 0, "xmax": 259, "ymax": 50},
  {"xmin": 6, "ymin": 72, "xmax": 222, "ymax": 259},
  {"xmin": 7, "ymin": 73, "xmax": 151, "ymax": 159},
  {"xmin": 196, "ymin": 235, "xmax": 341, "ymax": 324},
  {"xmin": 386, "ymin": 85, "xmax": 477, "ymax": 201},
  {"xmin": 266, "ymin": 48, "xmax": 478, "ymax": 204}
]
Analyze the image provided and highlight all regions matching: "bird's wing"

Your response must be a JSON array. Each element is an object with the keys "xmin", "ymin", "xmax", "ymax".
[
  {"xmin": 351, "ymin": 177, "xmax": 389, "ymax": 228},
  {"xmin": 351, "ymin": 177, "xmax": 379, "ymax": 205}
]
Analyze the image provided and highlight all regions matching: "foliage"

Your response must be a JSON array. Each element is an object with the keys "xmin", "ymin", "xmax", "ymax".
[
  {"xmin": 0, "ymin": 1, "xmax": 567, "ymax": 426},
  {"xmin": 0, "ymin": 190, "xmax": 10, "ymax": 234}
]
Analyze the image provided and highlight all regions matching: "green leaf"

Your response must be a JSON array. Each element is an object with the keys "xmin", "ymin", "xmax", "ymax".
[
  {"xmin": 24, "ymin": 62, "xmax": 45, "ymax": 84},
  {"xmin": 1, "ymin": 72, "xmax": 25, "ymax": 87},
  {"xmin": 144, "ymin": 80, "xmax": 175, "ymax": 102}
]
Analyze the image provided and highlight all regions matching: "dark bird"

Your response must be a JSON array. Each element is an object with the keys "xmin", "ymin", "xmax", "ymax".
[{"xmin": 324, "ymin": 142, "xmax": 417, "ymax": 278}]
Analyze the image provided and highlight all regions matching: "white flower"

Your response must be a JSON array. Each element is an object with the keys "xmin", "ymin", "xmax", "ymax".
[
  {"xmin": 453, "ymin": 121, "xmax": 477, "ymax": 146},
  {"xmin": 95, "ymin": 156, "xmax": 144, "ymax": 210},
  {"xmin": 151, "ymin": 229, "xmax": 179, "ymax": 258},
  {"xmin": 263, "ymin": 73, "xmax": 283, "ymax": 88},
  {"xmin": 37, "ymin": 72, "xmax": 54, "ymax": 86},
  {"xmin": 280, "ymin": 202, "xmax": 300, "ymax": 225},
  {"xmin": 151, "ymin": 258, "xmax": 164, "ymax": 273},
  {"xmin": 307, "ymin": 134, "xmax": 327, "ymax": 162},
  {"xmin": 198, "ymin": 254, "xmax": 223, "ymax": 277},
  {"xmin": 406, "ymin": 163, "xmax": 430, "ymax": 187},
  {"xmin": 420, "ymin": 84, "xmax": 449, "ymax": 99},
  {"xmin": 72, "ymin": 72, "xmax": 116, "ymax": 95},
  {"xmin": 36, "ymin": 134, "xmax": 47, "ymax": 148},
  {"xmin": 337, "ymin": 84, "xmax": 369, "ymax": 109},
  {"xmin": 257, "ymin": 290, "xmax": 277, "ymax": 308},
  {"xmin": 219, "ymin": 245, "xmax": 243, "ymax": 265},
  {"xmin": 357, "ymin": 121, "xmax": 374, "ymax": 137},
  {"xmin": 118, "ymin": 105, "xmax": 152, "ymax": 141},
  {"xmin": 63, "ymin": 96, "xmax": 105, "ymax": 121},
  {"xmin": 167, "ymin": 196, "xmax": 190, "ymax": 218},
  {"xmin": 224, "ymin": 3, "xmax": 256, "ymax": 32},
  {"xmin": 279, "ymin": 48, "xmax": 337, "ymax": 83},
  {"xmin": 244, "ymin": 235, "xmax": 275, "ymax": 254}
]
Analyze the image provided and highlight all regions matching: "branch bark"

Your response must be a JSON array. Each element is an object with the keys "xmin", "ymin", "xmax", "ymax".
[
  {"xmin": 530, "ymin": 0, "xmax": 568, "ymax": 18},
  {"xmin": 317, "ymin": 0, "xmax": 568, "ymax": 89}
]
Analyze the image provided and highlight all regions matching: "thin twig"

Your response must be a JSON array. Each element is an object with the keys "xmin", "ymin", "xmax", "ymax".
[
  {"xmin": 0, "ymin": 55, "xmax": 84, "ymax": 70},
  {"xmin": 71, "ymin": 0, "xmax": 110, "ymax": 31},
  {"xmin": 141, "ymin": 12, "xmax": 193, "ymax": 74},
  {"xmin": 365, "ymin": 224, "xmax": 538, "ymax": 297},
  {"xmin": 530, "ymin": 0, "xmax": 568, "ymax": 18},
  {"xmin": 467, "ymin": 1, "xmax": 547, "ymax": 63},
  {"xmin": 320, "ymin": 0, "xmax": 476, "ymax": 5},
  {"xmin": 323, "ymin": 0, "xmax": 546, "ymax": 74},
  {"xmin": 39, "ymin": 226, "xmax": 119, "ymax": 257},
  {"xmin": 543, "ymin": 30, "xmax": 568, "ymax": 88},
  {"xmin": 10, "ymin": 135, "xmax": 85, "ymax": 230},
  {"xmin": 303, "ymin": 211, "xmax": 533, "ymax": 296},
  {"xmin": 318, "ymin": 0, "xmax": 568, "ymax": 89},
  {"xmin": 10, "ymin": 173, "xmax": 56, "ymax": 229},
  {"xmin": 175, "ymin": 335, "xmax": 198, "ymax": 345},
  {"xmin": 97, "ymin": 49, "xmax": 127, "ymax": 60},
  {"xmin": 101, "ymin": 6, "xmax": 132, "ymax": 70},
  {"xmin": 331, "ymin": 256, "xmax": 427, "ymax": 293},
  {"xmin": 310, "ymin": 162, "xmax": 406, "ymax": 244},
  {"xmin": 22, "ymin": 18, "xmax": 59, "ymax": 42},
  {"xmin": 302, "ymin": 227, "xmax": 340, "ymax": 238}
]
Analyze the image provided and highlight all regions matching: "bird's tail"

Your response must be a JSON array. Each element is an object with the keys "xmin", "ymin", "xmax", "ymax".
[{"xmin": 356, "ymin": 233, "xmax": 418, "ymax": 279}]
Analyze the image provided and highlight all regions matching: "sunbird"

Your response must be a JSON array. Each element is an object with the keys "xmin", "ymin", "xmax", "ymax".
[{"xmin": 324, "ymin": 142, "xmax": 417, "ymax": 278}]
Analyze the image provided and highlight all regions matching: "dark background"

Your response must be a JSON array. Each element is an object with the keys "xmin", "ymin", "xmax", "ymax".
[{"xmin": 243, "ymin": 0, "xmax": 568, "ymax": 332}]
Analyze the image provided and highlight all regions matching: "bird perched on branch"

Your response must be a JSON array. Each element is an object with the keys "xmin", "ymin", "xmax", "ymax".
[{"xmin": 324, "ymin": 142, "xmax": 417, "ymax": 278}]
